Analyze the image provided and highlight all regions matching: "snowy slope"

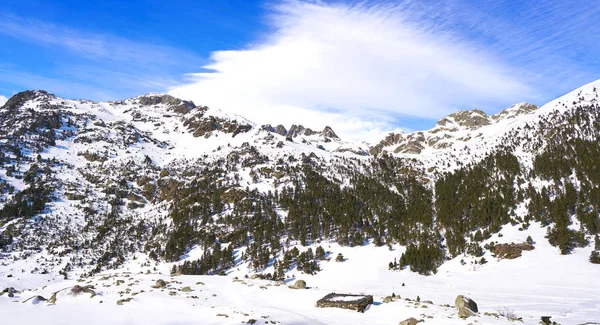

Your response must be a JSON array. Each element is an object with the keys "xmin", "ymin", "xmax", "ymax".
[{"xmin": 2, "ymin": 224, "xmax": 599, "ymax": 325}]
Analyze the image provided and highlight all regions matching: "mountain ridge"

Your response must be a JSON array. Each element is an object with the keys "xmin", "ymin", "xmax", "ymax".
[{"xmin": 0, "ymin": 79, "xmax": 599, "ymax": 303}]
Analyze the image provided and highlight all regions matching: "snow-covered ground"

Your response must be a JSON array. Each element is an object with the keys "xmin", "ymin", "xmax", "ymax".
[{"xmin": 2, "ymin": 222, "xmax": 598, "ymax": 325}]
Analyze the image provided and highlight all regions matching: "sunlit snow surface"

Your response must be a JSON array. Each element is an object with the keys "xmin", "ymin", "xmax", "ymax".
[{"xmin": 1, "ymin": 223, "xmax": 599, "ymax": 325}]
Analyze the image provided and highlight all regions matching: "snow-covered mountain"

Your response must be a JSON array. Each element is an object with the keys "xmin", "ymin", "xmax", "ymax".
[{"xmin": 1, "ymin": 80, "xmax": 600, "ymax": 324}]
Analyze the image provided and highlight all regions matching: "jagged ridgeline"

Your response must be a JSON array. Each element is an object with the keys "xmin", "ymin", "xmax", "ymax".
[{"xmin": 0, "ymin": 84, "xmax": 600, "ymax": 278}]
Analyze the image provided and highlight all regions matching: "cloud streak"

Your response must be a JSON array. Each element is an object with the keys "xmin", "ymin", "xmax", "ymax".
[
  {"xmin": 0, "ymin": 95, "xmax": 7, "ymax": 106},
  {"xmin": 170, "ymin": 1, "xmax": 533, "ymax": 141},
  {"xmin": 0, "ymin": 14, "xmax": 203, "ymax": 101},
  {"xmin": 0, "ymin": 14, "xmax": 199, "ymax": 68}
]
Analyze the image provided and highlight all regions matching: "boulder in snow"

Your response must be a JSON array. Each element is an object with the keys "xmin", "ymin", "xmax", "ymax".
[
  {"xmin": 455, "ymin": 295, "xmax": 478, "ymax": 318},
  {"xmin": 398, "ymin": 317, "xmax": 422, "ymax": 325},
  {"xmin": 289, "ymin": 279, "xmax": 307, "ymax": 289}
]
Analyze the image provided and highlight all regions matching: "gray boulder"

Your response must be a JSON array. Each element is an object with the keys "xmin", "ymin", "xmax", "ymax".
[
  {"xmin": 152, "ymin": 279, "xmax": 167, "ymax": 288},
  {"xmin": 398, "ymin": 317, "xmax": 421, "ymax": 325},
  {"xmin": 289, "ymin": 279, "xmax": 307, "ymax": 289},
  {"xmin": 455, "ymin": 295, "xmax": 478, "ymax": 318}
]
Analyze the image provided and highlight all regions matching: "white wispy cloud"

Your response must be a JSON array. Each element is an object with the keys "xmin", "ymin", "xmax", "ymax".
[
  {"xmin": 0, "ymin": 14, "xmax": 202, "ymax": 101},
  {"xmin": 0, "ymin": 14, "xmax": 199, "ymax": 67},
  {"xmin": 170, "ymin": 1, "xmax": 533, "ymax": 141},
  {"xmin": 0, "ymin": 95, "xmax": 7, "ymax": 106}
]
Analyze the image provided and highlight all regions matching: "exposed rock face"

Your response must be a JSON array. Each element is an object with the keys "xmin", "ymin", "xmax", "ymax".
[
  {"xmin": 2, "ymin": 90, "xmax": 55, "ymax": 110},
  {"xmin": 395, "ymin": 132, "xmax": 426, "ymax": 154},
  {"xmin": 183, "ymin": 111, "xmax": 252, "ymax": 138},
  {"xmin": 289, "ymin": 279, "xmax": 307, "ymax": 289},
  {"xmin": 137, "ymin": 94, "xmax": 196, "ymax": 114},
  {"xmin": 369, "ymin": 132, "xmax": 404, "ymax": 156},
  {"xmin": 287, "ymin": 125, "xmax": 306, "ymax": 138},
  {"xmin": 260, "ymin": 124, "xmax": 275, "ymax": 133},
  {"xmin": 439, "ymin": 108, "xmax": 491, "ymax": 130},
  {"xmin": 70, "ymin": 285, "xmax": 96, "ymax": 297},
  {"xmin": 492, "ymin": 103, "xmax": 538, "ymax": 121},
  {"xmin": 304, "ymin": 128, "xmax": 317, "ymax": 136},
  {"xmin": 265, "ymin": 124, "xmax": 339, "ymax": 139},
  {"xmin": 334, "ymin": 147, "xmax": 368, "ymax": 156},
  {"xmin": 275, "ymin": 125, "xmax": 288, "ymax": 136},
  {"xmin": 492, "ymin": 242, "xmax": 535, "ymax": 259},
  {"xmin": 316, "ymin": 293, "xmax": 373, "ymax": 313},
  {"xmin": 320, "ymin": 126, "xmax": 338, "ymax": 138},
  {"xmin": 1, "ymin": 287, "xmax": 17, "ymax": 295},
  {"xmin": 455, "ymin": 295, "xmax": 478, "ymax": 318}
]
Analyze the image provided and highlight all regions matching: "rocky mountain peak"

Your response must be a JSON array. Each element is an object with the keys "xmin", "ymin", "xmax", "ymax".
[
  {"xmin": 275, "ymin": 124, "xmax": 288, "ymax": 136},
  {"xmin": 264, "ymin": 124, "xmax": 339, "ymax": 139},
  {"xmin": 2, "ymin": 90, "xmax": 56, "ymax": 110},
  {"xmin": 287, "ymin": 124, "xmax": 307, "ymax": 138},
  {"xmin": 134, "ymin": 94, "xmax": 196, "ymax": 114},
  {"xmin": 492, "ymin": 103, "xmax": 538, "ymax": 121},
  {"xmin": 320, "ymin": 126, "xmax": 338, "ymax": 139},
  {"xmin": 436, "ymin": 108, "xmax": 491, "ymax": 130}
]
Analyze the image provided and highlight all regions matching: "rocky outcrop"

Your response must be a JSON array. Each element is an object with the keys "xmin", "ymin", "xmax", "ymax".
[
  {"xmin": 304, "ymin": 128, "xmax": 317, "ymax": 136},
  {"xmin": 369, "ymin": 132, "xmax": 404, "ymax": 156},
  {"xmin": 2, "ymin": 90, "xmax": 55, "ymax": 111},
  {"xmin": 183, "ymin": 112, "xmax": 252, "ymax": 138},
  {"xmin": 260, "ymin": 124, "xmax": 275, "ymax": 133},
  {"xmin": 455, "ymin": 295, "xmax": 478, "ymax": 318},
  {"xmin": 492, "ymin": 242, "xmax": 535, "ymax": 259},
  {"xmin": 1, "ymin": 287, "xmax": 18, "ymax": 297},
  {"xmin": 438, "ymin": 108, "xmax": 491, "ymax": 130},
  {"xmin": 398, "ymin": 317, "xmax": 422, "ymax": 325},
  {"xmin": 137, "ymin": 94, "xmax": 196, "ymax": 114},
  {"xmin": 275, "ymin": 125, "xmax": 288, "ymax": 136},
  {"xmin": 70, "ymin": 285, "xmax": 96, "ymax": 297},
  {"xmin": 287, "ymin": 125, "xmax": 306, "ymax": 138},
  {"xmin": 320, "ymin": 126, "xmax": 338, "ymax": 139},
  {"xmin": 492, "ymin": 103, "xmax": 538, "ymax": 121},
  {"xmin": 117, "ymin": 297, "xmax": 133, "ymax": 305},
  {"xmin": 265, "ymin": 124, "xmax": 339, "ymax": 139},
  {"xmin": 394, "ymin": 132, "xmax": 426, "ymax": 154}
]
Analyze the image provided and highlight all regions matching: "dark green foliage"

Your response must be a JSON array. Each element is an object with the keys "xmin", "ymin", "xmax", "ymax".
[
  {"xmin": 436, "ymin": 151, "xmax": 519, "ymax": 257},
  {"xmin": 590, "ymin": 251, "xmax": 600, "ymax": 264},
  {"xmin": 0, "ymin": 162, "xmax": 55, "ymax": 225},
  {"xmin": 173, "ymin": 243, "xmax": 234, "ymax": 275},
  {"xmin": 315, "ymin": 246, "xmax": 326, "ymax": 260},
  {"xmin": 399, "ymin": 239, "xmax": 444, "ymax": 275}
]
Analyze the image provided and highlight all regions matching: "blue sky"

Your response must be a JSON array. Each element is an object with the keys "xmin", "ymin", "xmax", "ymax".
[{"xmin": 1, "ymin": 0, "xmax": 599, "ymax": 140}]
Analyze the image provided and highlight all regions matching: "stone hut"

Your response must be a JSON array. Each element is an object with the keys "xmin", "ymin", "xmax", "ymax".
[{"xmin": 316, "ymin": 293, "xmax": 373, "ymax": 313}]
